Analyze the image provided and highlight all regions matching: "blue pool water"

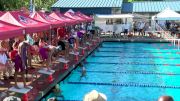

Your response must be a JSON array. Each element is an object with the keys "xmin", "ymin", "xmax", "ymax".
[{"xmin": 44, "ymin": 42, "xmax": 180, "ymax": 101}]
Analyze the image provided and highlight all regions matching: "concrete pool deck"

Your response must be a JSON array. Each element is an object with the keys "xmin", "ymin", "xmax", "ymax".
[{"xmin": 0, "ymin": 38, "xmax": 101, "ymax": 101}]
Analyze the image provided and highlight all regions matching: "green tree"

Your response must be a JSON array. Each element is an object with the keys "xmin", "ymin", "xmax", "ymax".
[
  {"xmin": 0, "ymin": 0, "xmax": 29, "ymax": 11},
  {"xmin": 33, "ymin": 0, "xmax": 57, "ymax": 10},
  {"xmin": 0, "ymin": 0, "xmax": 57, "ymax": 11}
]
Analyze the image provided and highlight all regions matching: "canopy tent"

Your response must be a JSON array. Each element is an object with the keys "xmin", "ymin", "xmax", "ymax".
[
  {"xmin": 95, "ymin": 14, "xmax": 134, "ymax": 19},
  {"xmin": 0, "ymin": 11, "xmax": 50, "ymax": 33},
  {"xmin": 30, "ymin": 12, "xmax": 65, "ymax": 28},
  {"xmin": 0, "ymin": 11, "xmax": 4, "ymax": 17},
  {"xmin": 49, "ymin": 12, "xmax": 77, "ymax": 25},
  {"xmin": 64, "ymin": 10, "xmax": 86, "ymax": 22},
  {"xmin": 153, "ymin": 8, "xmax": 180, "ymax": 20},
  {"xmin": 0, "ymin": 20, "xmax": 24, "ymax": 40},
  {"xmin": 75, "ymin": 11, "xmax": 93, "ymax": 22}
]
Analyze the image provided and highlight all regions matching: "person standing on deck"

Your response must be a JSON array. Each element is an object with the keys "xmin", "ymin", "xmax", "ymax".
[
  {"xmin": 124, "ymin": 23, "xmax": 129, "ymax": 35},
  {"xmin": 138, "ymin": 21, "xmax": 145, "ymax": 36},
  {"xmin": 10, "ymin": 42, "xmax": 28, "ymax": 89},
  {"xmin": 18, "ymin": 38, "xmax": 32, "ymax": 81}
]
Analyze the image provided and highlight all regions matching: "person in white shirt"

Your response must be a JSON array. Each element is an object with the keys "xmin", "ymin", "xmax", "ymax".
[
  {"xmin": 0, "ymin": 40, "xmax": 9, "ymax": 84},
  {"xmin": 138, "ymin": 21, "xmax": 145, "ymax": 36},
  {"xmin": 0, "ymin": 51, "xmax": 7, "ymax": 84}
]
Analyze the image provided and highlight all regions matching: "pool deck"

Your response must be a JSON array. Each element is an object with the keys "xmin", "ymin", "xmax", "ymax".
[
  {"xmin": 0, "ymin": 38, "xmax": 101, "ymax": 101},
  {"xmin": 0, "ymin": 36, "xmax": 176, "ymax": 101}
]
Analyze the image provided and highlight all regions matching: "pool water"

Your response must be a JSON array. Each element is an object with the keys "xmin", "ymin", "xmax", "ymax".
[{"xmin": 43, "ymin": 42, "xmax": 180, "ymax": 101}]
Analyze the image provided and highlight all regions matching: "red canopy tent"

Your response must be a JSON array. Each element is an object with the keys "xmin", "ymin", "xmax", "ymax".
[
  {"xmin": 0, "ymin": 20, "xmax": 24, "ymax": 40},
  {"xmin": 0, "ymin": 11, "xmax": 4, "ymax": 17},
  {"xmin": 64, "ymin": 11, "xmax": 86, "ymax": 23},
  {"xmin": 0, "ymin": 11, "xmax": 50, "ymax": 33},
  {"xmin": 75, "ymin": 11, "xmax": 93, "ymax": 22},
  {"xmin": 49, "ymin": 12, "xmax": 77, "ymax": 25},
  {"xmin": 30, "ymin": 12, "xmax": 65, "ymax": 28}
]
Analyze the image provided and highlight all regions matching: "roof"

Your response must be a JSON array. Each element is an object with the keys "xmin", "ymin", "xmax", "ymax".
[
  {"xmin": 0, "ymin": 11, "xmax": 50, "ymax": 33},
  {"xmin": 122, "ymin": 3, "xmax": 133, "ymax": 13},
  {"xmin": 52, "ymin": 0, "xmax": 123, "ymax": 8},
  {"xmin": 154, "ymin": 8, "xmax": 180, "ymax": 20},
  {"xmin": 0, "ymin": 11, "xmax": 3, "ymax": 17},
  {"xmin": 75, "ymin": 11, "xmax": 93, "ymax": 22},
  {"xmin": 49, "ymin": 12, "xmax": 77, "ymax": 25},
  {"xmin": 0, "ymin": 20, "xmax": 24, "ymax": 40},
  {"xmin": 64, "ymin": 11, "xmax": 86, "ymax": 22},
  {"xmin": 122, "ymin": 1, "xmax": 180, "ymax": 13},
  {"xmin": 30, "ymin": 12, "xmax": 65, "ymax": 28}
]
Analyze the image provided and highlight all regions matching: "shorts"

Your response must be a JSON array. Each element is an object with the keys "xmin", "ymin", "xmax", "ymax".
[
  {"xmin": 33, "ymin": 42, "xmax": 39, "ymax": 46},
  {"xmin": 14, "ymin": 55, "xmax": 25, "ymax": 72},
  {"xmin": 124, "ymin": 29, "xmax": 128, "ymax": 33},
  {"xmin": 90, "ymin": 30, "xmax": 95, "ymax": 34},
  {"xmin": 39, "ymin": 48, "xmax": 48, "ymax": 60}
]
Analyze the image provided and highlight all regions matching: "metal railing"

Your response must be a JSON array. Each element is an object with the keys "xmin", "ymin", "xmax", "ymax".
[{"xmin": 151, "ymin": 22, "xmax": 180, "ymax": 49}]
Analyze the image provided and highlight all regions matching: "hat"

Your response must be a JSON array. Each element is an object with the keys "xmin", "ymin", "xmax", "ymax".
[{"xmin": 83, "ymin": 90, "xmax": 107, "ymax": 101}]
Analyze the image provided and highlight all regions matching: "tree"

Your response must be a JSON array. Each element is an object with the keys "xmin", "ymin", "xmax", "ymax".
[{"xmin": 0, "ymin": 0, "xmax": 57, "ymax": 11}]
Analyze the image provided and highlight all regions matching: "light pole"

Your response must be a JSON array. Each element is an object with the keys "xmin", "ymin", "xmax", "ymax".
[{"xmin": 29, "ymin": 0, "xmax": 35, "ymax": 13}]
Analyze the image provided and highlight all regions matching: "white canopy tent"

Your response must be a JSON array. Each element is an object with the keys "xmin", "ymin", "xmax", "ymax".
[{"xmin": 153, "ymin": 8, "xmax": 180, "ymax": 20}]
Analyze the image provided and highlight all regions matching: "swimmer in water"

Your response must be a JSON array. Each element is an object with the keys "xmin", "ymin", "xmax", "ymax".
[
  {"xmin": 79, "ymin": 63, "xmax": 86, "ymax": 80},
  {"xmin": 52, "ymin": 84, "xmax": 64, "ymax": 100}
]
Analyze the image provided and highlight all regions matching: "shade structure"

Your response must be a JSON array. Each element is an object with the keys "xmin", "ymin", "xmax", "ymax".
[
  {"xmin": 0, "ymin": 11, "xmax": 50, "ymax": 33},
  {"xmin": 0, "ymin": 11, "xmax": 4, "ymax": 17},
  {"xmin": 95, "ymin": 14, "xmax": 134, "ymax": 19},
  {"xmin": 75, "ymin": 11, "xmax": 93, "ymax": 22},
  {"xmin": 30, "ymin": 12, "xmax": 65, "ymax": 28},
  {"xmin": 49, "ymin": 12, "xmax": 77, "ymax": 25},
  {"xmin": 154, "ymin": 8, "xmax": 180, "ymax": 20},
  {"xmin": 64, "ymin": 10, "xmax": 86, "ymax": 22},
  {"xmin": 0, "ymin": 20, "xmax": 24, "ymax": 40}
]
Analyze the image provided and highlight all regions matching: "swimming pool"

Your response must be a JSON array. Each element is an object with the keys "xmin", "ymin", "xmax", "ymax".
[{"xmin": 43, "ymin": 42, "xmax": 180, "ymax": 101}]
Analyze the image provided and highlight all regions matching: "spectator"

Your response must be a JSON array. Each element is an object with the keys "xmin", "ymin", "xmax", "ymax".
[
  {"xmin": 10, "ymin": 42, "xmax": 27, "ymax": 89},
  {"xmin": 83, "ymin": 90, "xmax": 107, "ymax": 101},
  {"xmin": 158, "ymin": 96, "xmax": 174, "ymax": 101}
]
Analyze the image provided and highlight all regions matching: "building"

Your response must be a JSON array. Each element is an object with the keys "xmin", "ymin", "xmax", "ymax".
[
  {"xmin": 52, "ymin": 0, "xmax": 180, "ymax": 17},
  {"xmin": 51, "ymin": 0, "xmax": 123, "ymax": 15},
  {"xmin": 122, "ymin": 1, "xmax": 180, "ymax": 18}
]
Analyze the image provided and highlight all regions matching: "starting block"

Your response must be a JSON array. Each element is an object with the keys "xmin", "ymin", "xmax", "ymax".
[
  {"xmin": 69, "ymin": 51, "xmax": 79, "ymax": 55},
  {"xmin": 92, "ymin": 39, "xmax": 96, "ymax": 42},
  {"xmin": 57, "ymin": 58, "xmax": 69, "ymax": 63},
  {"xmin": 57, "ymin": 57, "xmax": 69, "ymax": 70},
  {"xmin": 69, "ymin": 51, "xmax": 79, "ymax": 61},
  {"xmin": 86, "ymin": 42, "xmax": 92, "ymax": 46},
  {"xmin": 8, "ymin": 83, "xmax": 33, "ymax": 94},
  {"xmin": 79, "ymin": 47, "xmax": 87, "ymax": 55},
  {"xmin": 78, "ymin": 46, "xmax": 87, "ymax": 50},
  {"xmin": 3, "ymin": 96, "xmax": 21, "ymax": 101},
  {"xmin": 38, "ymin": 68, "xmax": 55, "ymax": 75}
]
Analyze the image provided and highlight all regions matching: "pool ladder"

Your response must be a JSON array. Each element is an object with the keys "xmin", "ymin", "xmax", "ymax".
[
  {"xmin": 167, "ymin": 39, "xmax": 180, "ymax": 50},
  {"xmin": 162, "ymin": 31, "xmax": 180, "ymax": 50}
]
